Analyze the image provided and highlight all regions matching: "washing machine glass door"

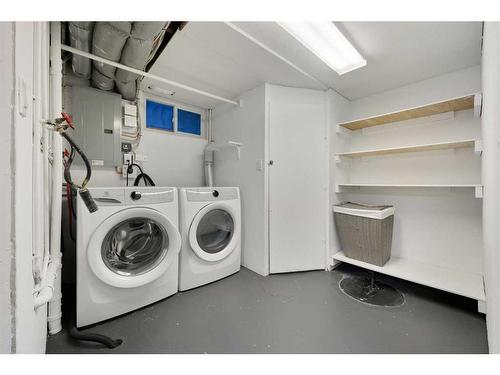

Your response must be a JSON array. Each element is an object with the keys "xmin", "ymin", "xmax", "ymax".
[
  {"xmin": 88, "ymin": 207, "xmax": 181, "ymax": 288},
  {"xmin": 189, "ymin": 202, "xmax": 240, "ymax": 262},
  {"xmin": 101, "ymin": 217, "xmax": 167, "ymax": 276}
]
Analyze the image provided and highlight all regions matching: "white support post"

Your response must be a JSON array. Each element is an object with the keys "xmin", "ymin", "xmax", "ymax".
[
  {"xmin": 474, "ymin": 140, "xmax": 483, "ymax": 155},
  {"xmin": 475, "ymin": 185, "xmax": 484, "ymax": 199},
  {"xmin": 474, "ymin": 93, "xmax": 483, "ymax": 117}
]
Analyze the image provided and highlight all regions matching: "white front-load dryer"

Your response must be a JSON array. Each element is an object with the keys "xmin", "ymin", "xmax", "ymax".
[
  {"xmin": 76, "ymin": 186, "xmax": 181, "ymax": 327},
  {"xmin": 178, "ymin": 187, "xmax": 241, "ymax": 291}
]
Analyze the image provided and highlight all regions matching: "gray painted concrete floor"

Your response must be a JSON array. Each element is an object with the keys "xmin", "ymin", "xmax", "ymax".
[{"xmin": 46, "ymin": 264, "xmax": 488, "ymax": 354}]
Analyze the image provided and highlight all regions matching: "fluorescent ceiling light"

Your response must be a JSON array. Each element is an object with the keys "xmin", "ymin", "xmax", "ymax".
[{"xmin": 278, "ymin": 22, "xmax": 366, "ymax": 75}]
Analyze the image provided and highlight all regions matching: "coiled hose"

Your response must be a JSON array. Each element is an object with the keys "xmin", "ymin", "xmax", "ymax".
[
  {"xmin": 59, "ymin": 114, "xmax": 122, "ymax": 349},
  {"xmin": 61, "ymin": 130, "xmax": 97, "ymax": 213}
]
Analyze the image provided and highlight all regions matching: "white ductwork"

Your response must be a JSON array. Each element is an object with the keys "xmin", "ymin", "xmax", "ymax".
[
  {"xmin": 68, "ymin": 22, "xmax": 94, "ymax": 79},
  {"xmin": 115, "ymin": 22, "xmax": 166, "ymax": 100},
  {"xmin": 91, "ymin": 22, "xmax": 132, "ymax": 90},
  {"xmin": 85, "ymin": 21, "xmax": 165, "ymax": 99},
  {"xmin": 204, "ymin": 141, "xmax": 242, "ymax": 187}
]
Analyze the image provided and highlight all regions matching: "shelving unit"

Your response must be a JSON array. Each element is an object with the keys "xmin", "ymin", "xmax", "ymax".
[
  {"xmin": 335, "ymin": 139, "xmax": 478, "ymax": 159},
  {"xmin": 332, "ymin": 251, "xmax": 485, "ymax": 302},
  {"xmin": 337, "ymin": 93, "xmax": 480, "ymax": 131},
  {"xmin": 331, "ymin": 89, "xmax": 484, "ymax": 308}
]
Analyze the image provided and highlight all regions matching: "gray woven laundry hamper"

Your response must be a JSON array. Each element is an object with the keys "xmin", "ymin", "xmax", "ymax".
[{"xmin": 334, "ymin": 202, "xmax": 395, "ymax": 267}]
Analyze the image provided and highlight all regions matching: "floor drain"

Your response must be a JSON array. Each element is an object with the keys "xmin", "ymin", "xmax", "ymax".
[{"xmin": 339, "ymin": 272, "xmax": 405, "ymax": 308}]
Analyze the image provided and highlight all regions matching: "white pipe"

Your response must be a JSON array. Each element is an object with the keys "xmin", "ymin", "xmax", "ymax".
[
  {"xmin": 207, "ymin": 108, "xmax": 213, "ymax": 143},
  {"xmin": 204, "ymin": 141, "xmax": 243, "ymax": 187},
  {"xmin": 32, "ymin": 22, "xmax": 44, "ymax": 286},
  {"xmin": 42, "ymin": 22, "xmax": 51, "ymax": 279},
  {"xmin": 204, "ymin": 151, "xmax": 214, "ymax": 187},
  {"xmin": 46, "ymin": 21, "xmax": 63, "ymax": 335},
  {"xmin": 33, "ymin": 22, "xmax": 53, "ymax": 305},
  {"xmin": 33, "ymin": 261, "xmax": 59, "ymax": 309},
  {"xmin": 60, "ymin": 44, "xmax": 240, "ymax": 106}
]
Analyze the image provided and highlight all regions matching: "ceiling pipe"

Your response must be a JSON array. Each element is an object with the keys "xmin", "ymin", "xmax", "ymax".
[{"xmin": 61, "ymin": 44, "xmax": 240, "ymax": 106}]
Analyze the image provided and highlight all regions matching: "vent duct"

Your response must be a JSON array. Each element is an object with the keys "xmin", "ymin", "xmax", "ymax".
[
  {"xmin": 115, "ymin": 22, "xmax": 166, "ymax": 100},
  {"xmin": 68, "ymin": 21, "xmax": 168, "ymax": 100},
  {"xmin": 68, "ymin": 22, "xmax": 95, "ymax": 79}
]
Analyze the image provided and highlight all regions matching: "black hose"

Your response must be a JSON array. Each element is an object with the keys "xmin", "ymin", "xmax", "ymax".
[
  {"xmin": 134, "ymin": 173, "xmax": 156, "ymax": 186},
  {"xmin": 68, "ymin": 325, "xmax": 123, "ymax": 349},
  {"xmin": 60, "ymin": 231, "xmax": 122, "ymax": 349},
  {"xmin": 61, "ymin": 132, "xmax": 91, "ymax": 189},
  {"xmin": 61, "ymin": 131, "xmax": 97, "ymax": 213},
  {"xmin": 126, "ymin": 163, "xmax": 156, "ymax": 186}
]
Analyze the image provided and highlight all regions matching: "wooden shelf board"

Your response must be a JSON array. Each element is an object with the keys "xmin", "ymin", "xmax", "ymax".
[
  {"xmin": 338, "ymin": 94, "xmax": 476, "ymax": 131},
  {"xmin": 333, "ymin": 251, "xmax": 485, "ymax": 301},
  {"xmin": 336, "ymin": 139, "xmax": 476, "ymax": 158}
]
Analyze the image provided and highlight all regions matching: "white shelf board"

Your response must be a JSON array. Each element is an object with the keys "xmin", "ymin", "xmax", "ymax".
[
  {"xmin": 335, "ymin": 139, "xmax": 477, "ymax": 158},
  {"xmin": 337, "ymin": 183, "xmax": 482, "ymax": 188},
  {"xmin": 333, "ymin": 251, "xmax": 485, "ymax": 301},
  {"xmin": 336, "ymin": 183, "xmax": 483, "ymax": 198}
]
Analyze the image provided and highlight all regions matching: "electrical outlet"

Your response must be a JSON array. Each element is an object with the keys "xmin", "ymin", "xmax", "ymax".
[
  {"xmin": 123, "ymin": 153, "xmax": 134, "ymax": 165},
  {"xmin": 122, "ymin": 164, "xmax": 138, "ymax": 179}
]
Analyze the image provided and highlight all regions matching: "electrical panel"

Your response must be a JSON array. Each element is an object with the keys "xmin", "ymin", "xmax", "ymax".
[{"xmin": 70, "ymin": 86, "xmax": 121, "ymax": 167}]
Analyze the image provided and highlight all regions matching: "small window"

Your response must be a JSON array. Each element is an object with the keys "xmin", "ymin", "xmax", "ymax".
[
  {"xmin": 178, "ymin": 109, "xmax": 202, "ymax": 136},
  {"xmin": 146, "ymin": 100, "xmax": 174, "ymax": 131}
]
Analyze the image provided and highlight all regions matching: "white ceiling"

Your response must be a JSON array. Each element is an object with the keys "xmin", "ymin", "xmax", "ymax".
[{"xmin": 143, "ymin": 21, "xmax": 482, "ymax": 108}]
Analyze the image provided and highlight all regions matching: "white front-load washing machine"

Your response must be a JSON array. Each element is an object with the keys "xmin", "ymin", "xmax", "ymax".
[
  {"xmin": 76, "ymin": 186, "xmax": 181, "ymax": 327},
  {"xmin": 178, "ymin": 187, "xmax": 241, "ymax": 291}
]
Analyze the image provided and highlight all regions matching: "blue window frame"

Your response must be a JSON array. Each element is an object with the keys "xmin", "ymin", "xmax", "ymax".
[
  {"xmin": 178, "ymin": 109, "xmax": 201, "ymax": 136},
  {"xmin": 146, "ymin": 100, "xmax": 174, "ymax": 131}
]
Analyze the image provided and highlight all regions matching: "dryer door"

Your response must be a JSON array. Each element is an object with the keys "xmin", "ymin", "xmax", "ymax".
[
  {"xmin": 188, "ymin": 202, "xmax": 240, "ymax": 262},
  {"xmin": 87, "ymin": 207, "xmax": 181, "ymax": 288}
]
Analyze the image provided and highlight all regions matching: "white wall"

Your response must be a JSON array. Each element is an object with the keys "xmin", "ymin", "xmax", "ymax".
[
  {"xmin": 330, "ymin": 65, "xmax": 483, "ymax": 276},
  {"xmin": 481, "ymin": 22, "xmax": 500, "ymax": 354},
  {"xmin": 213, "ymin": 84, "xmax": 268, "ymax": 275},
  {"xmin": 0, "ymin": 21, "xmax": 14, "ymax": 354},
  {"xmin": 348, "ymin": 65, "xmax": 481, "ymax": 119}
]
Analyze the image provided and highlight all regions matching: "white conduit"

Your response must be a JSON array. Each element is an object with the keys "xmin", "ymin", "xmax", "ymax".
[
  {"xmin": 42, "ymin": 22, "xmax": 51, "ymax": 280},
  {"xmin": 60, "ymin": 44, "xmax": 240, "ymax": 106},
  {"xmin": 33, "ymin": 22, "xmax": 54, "ymax": 310},
  {"xmin": 32, "ymin": 22, "xmax": 45, "ymax": 286},
  {"xmin": 43, "ymin": 21, "xmax": 63, "ymax": 335}
]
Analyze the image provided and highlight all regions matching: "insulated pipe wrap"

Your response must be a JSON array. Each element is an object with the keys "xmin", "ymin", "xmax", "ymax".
[
  {"xmin": 68, "ymin": 22, "xmax": 94, "ymax": 79},
  {"xmin": 81, "ymin": 22, "xmax": 166, "ymax": 100},
  {"xmin": 92, "ymin": 22, "xmax": 131, "ymax": 78},
  {"xmin": 116, "ymin": 38, "xmax": 154, "ymax": 83},
  {"xmin": 92, "ymin": 68, "xmax": 115, "ymax": 91},
  {"xmin": 114, "ymin": 22, "xmax": 165, "ymax": 100},
  {"xmin": 130, "ymin": 22, "xmax": 166, "ymax": 40},
  {"xmin": 115, "ymin": 80, "xmax": 136, "ymax": 100}
]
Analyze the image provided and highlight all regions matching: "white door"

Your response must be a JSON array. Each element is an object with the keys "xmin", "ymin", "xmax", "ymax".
[{"xmin": 268, "ymin": 91, "xmax": 327, "ymax": 273}]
